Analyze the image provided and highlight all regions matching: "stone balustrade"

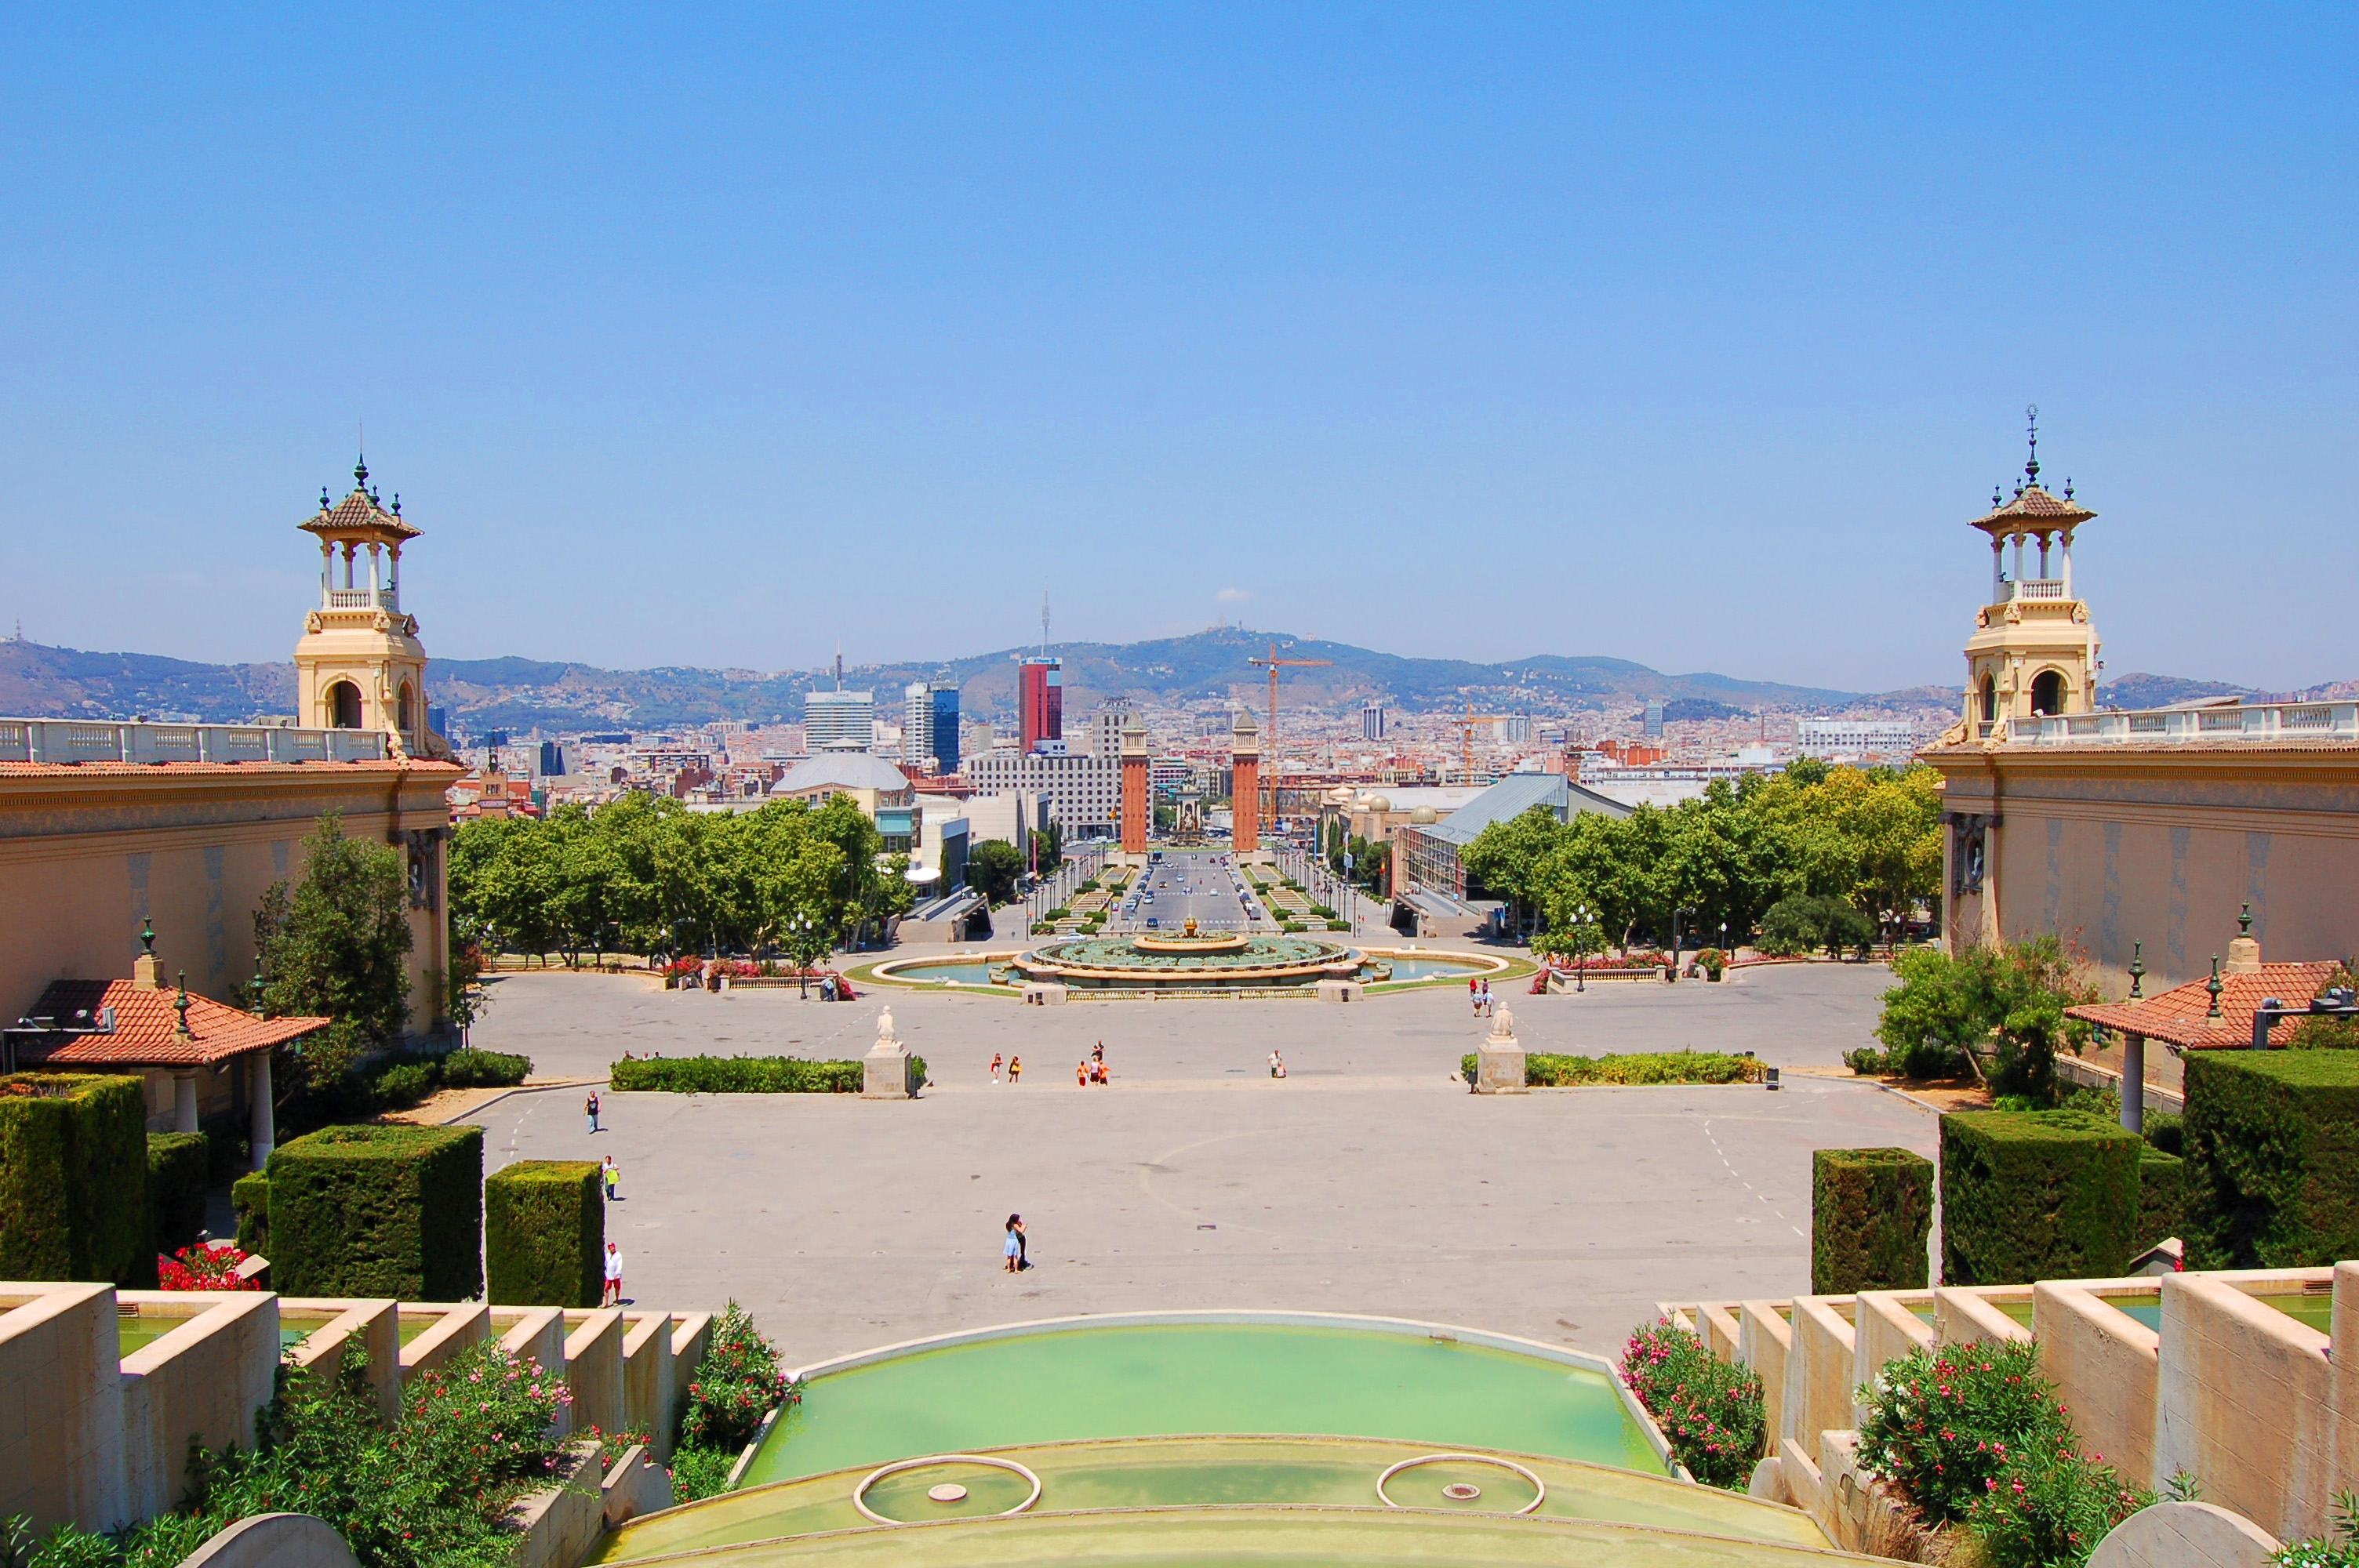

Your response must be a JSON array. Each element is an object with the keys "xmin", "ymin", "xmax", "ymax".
[{"xmin": 0, "ymin": 717, "xmax": 388, "ymax": 765}]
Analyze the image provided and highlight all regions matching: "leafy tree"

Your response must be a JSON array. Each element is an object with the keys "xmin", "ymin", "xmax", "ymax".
[
  {"xmin": 1873, "ymin": 936, "xmax": 2095, "ymax": 1102},
  {"xmin": 967, "ymin": 839, "xmax": 1024, "ymax": 906},
  {"xmin": 1759, "ymin": 894, "xmax": 1874, "ymax": 958},
  {"xmin": 1035, "ymin": 821, "xmax": 1064, "ymax": 876},
  {"xmin": 254, "ymin": 815, "xmax": 416, "ymax": 1099}
]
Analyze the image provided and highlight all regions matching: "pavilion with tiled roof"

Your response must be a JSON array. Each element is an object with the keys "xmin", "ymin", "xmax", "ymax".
[
  {"xmin": 5, "ymin": 927, "xmax": 325, "ymax": 1164},
  {"xmin": 2066, "ymin": 911, "xmax": 2342, "ymax": 1129}
]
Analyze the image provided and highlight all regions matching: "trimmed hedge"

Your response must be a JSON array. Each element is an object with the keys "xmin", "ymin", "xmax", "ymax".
[
  {"xmin": 1459, "ymin": 1051, "xmax": 1765, "ymax": 1087},
  {"xmin": 2135, "ymin": 1145, "xmax": 2184, "ymax": 1253},
  {"xmin": 1939, "ymin": 1110, "xmax": 2142, "ymax": 1286},
  {"xmin": 485, "ymin": 1160, "xmax": 602, "ymax": 1308},
  {"xmin": 231, "ymin": 1171, "xmax": 271, "ymax": 1256},
  {"xmin": 147, "ymin": 1132, "xmax": 213, "ymax": 1264},
  {"xmin": 608, "ymin": 1056, "xmax": 863, "ymax": 1094},
  {"xmin": 0, "ymin": 1073, "xmax": 147, "ymax": 1283},
  {"xmin": 269, "ymin": 1124, "xmax": 484, "ymax": 1300},
  {"xmin": 2184, "ymin": 1048, "xmax": 2359, "ymax": 1269},
  {"xmin": 439, "ymin": 1048, "xmax": 531, "ymax": 1088},
  {"xmin": 1812, "ymin": 1147, "xmax": 1933, "ymax": 1294}
]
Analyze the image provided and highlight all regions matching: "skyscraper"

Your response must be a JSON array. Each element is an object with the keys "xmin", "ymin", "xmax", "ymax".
[
  {"xmin": 1643, "ymin": 700, "xmax": 1665, "ymax": 739},
  {"xmin": 1361, "ymin": 702, "xmax": 1387, "ymax": 741},
  {"xmin": 1018, "ymin": 658, "xmax": 1062, "ymax": 752},
  {"xmin": 930, "ymin": 684, "xmax": 961, "ymax": 777},
  {"xmin": 805, "ymin": 689, "xmax": 876, "ymax": 750}
]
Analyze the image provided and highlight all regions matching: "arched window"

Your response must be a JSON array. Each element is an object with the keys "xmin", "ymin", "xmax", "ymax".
[
  {"xmin": 397, "ymin": 682, "xmax": 415, "ymax": 734},
  {"xmin": 2030, "ymin": 670, "xmax": 2066, "ymax": 716},
  {"xmin": 1979, "ymin": 675, "xmax": 1997, "ymax": 724},
  {"xmin": 327, "ymin": 680, "xmax": 364, "ymax": 729}
]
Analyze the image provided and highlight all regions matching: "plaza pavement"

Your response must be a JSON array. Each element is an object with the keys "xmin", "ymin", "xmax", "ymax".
[{"xmin": 463, "ymin": 961, "xmax": 1931, "ymax": 1366}]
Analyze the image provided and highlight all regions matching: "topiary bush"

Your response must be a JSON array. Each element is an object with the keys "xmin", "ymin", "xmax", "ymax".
[
  {"xmin": 1811, "ymin": 1147, "xmax": 1933, "ymax": 1294},
  {"xmin": 485, "ymin": 1160, "xmax": 602, "ymax": 1307},
  {"xmin": 269, "ymin": 1123, "xmax": 484, "ymax": 1300},
  {"xmin": 1464, "ymin": 1051, "xmax": 1764, "ymax": 1087},
  {"xmin": 438, "ymin": 1048, "xmax": 531, "ymax": 1088},
  {"xmin": 2183, "ymin": 1048, "xmax": 2359, "ymax": 1269},
  {"xmin": 0, "ymin": 1072, "xmax": 147, "ymax": 1284},
  {"xmin": 609, "ymin": 1056, "xmax": 863, "ymax": 1094},
  {"xmin": 1618, "ymin": 1318, "xmax": 1765, "ymax": 1489},
  {"xmin": 147, "ymin": 1131, "xmax": 213, "ymax": 1265},
  {"xmin": 232, "ymin": 1171, "xmax": 271, "ymax": 1255},
  {"xmin": 1939, "ymin": 1110, "xmax": 2141, "ymax": 1286},
  {"xmin": 2135, "ymin": 1145, "xmax": 2185, "ymax": 1252}
]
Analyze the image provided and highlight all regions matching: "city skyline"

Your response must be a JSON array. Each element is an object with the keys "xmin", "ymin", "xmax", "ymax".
[{"xmin": 3, "ymin": 9, "xmax": 2354, "ymax": 689}]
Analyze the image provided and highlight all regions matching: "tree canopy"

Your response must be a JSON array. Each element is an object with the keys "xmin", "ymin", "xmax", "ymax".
[
  {"xmin": 1460, "ymin": 764, "xmax": 1943, "ymax": 953},
  {"xmin": 447, "ymin": 793, "xmax": 912, "ymax": 964}
]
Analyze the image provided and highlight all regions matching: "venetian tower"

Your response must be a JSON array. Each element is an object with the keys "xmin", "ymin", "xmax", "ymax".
[
  {"xmin": 293, "ymin": 456, "xmax": 448, "ymax": 760},
  {"xmin": 1957, "ymin": 411, "xmax": 2099, "ymax": 739},
  {"xmin": 1118, "ymin": 711, "xmax": 1150, "ymax": 855},
  {"xmin": 1230, "ymin": 708, "xmax": 1261, "ymax": 854}
]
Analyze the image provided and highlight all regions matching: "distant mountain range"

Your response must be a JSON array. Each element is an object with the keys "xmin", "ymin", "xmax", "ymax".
[{"xmin": 1, "ymin": 633, "xmax": 2347, "ymax": 736}]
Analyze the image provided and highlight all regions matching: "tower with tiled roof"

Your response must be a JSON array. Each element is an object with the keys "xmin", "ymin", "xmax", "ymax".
[
  {"xmin": 1958, "ymin": 408, "xmax": 2099, "ymax": 738},
  {"xmin": 293, "ymin": 455, "xmax": 446, "ymax": 759}
]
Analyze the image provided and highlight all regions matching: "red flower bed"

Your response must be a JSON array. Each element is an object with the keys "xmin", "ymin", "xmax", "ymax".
[{"xmin": 157, "ymin": 1242, "xmax": 261, "ymax": 1291}]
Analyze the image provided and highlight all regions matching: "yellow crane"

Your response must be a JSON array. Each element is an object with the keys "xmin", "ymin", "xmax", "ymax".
[
  {"xmin": 1247, "ymin": 642, "xmax": 1332, "ymax": 826},
  {"xmin": 1453, "ymin": 698, "xmax": 1516, "ymax": 786}
]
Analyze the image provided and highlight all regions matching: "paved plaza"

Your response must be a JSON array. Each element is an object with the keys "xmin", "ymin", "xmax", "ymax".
[{"xmin": 464, "ymin": 962, "xmax": 1931, "ymax": 1366}]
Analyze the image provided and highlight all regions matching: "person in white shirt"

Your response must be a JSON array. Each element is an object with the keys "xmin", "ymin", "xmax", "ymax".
[{"xmin": 602, "ymin": 1240, "xmax": 624, "ymax": 1306}]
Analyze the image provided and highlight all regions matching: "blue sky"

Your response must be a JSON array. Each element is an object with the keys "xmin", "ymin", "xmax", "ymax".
[{"xmin": 2, "ymin": 6, "xmax": 2352, "ymax": 691}]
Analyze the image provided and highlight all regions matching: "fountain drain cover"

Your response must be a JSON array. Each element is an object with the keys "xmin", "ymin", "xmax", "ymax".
[
  {"xmin": 927, "ymin": 1483, "xmax": 969, "ymax": 1503},
  {"xmin": 1441, "ymin": 1483, "xmax": 1481, "ymax": 1500}
]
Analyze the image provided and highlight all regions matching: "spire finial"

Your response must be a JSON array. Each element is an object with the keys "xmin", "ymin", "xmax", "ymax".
[
  {"xmin": 173, "ymin": 971, "xmax": 191, "ymax": 1036},
  {"xmin": 2024, "ymin": 403, "xmax": 2041, "ymax": 485},
  {"xmin": 140, "ymin": 917, "xmax": 156, "ymax": 957},
  {"xmin": 2063, "ymin": 477, "xmax": 2074, "ymax": 500},
  {"xmin": 2239, "ymin": 901, "xmax": 2253, "ymax": 935},
  {"xmin": 319, "ymin": 485, "xmax": 333, "ymax": 511},
  {"xmin": 2206, "ymin": 955, "xmax": 2223, "ymax": 1019},
  {"xmin": 354, "ymin": 453, "xmax": 369, "ymax": 487},
  {"xmin": 391, "ymin": 492, "xmax": 401, "ymax": 516},
  {"xmin": 253, "ymin": 953, "xmax": 269, "ymax": 1018},
  {"xmin": 2128, "ymin": 939, "xmax": 2145, "ymax": 999}
]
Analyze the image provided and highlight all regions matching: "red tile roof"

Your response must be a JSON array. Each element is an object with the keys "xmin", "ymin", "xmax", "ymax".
[
  {"xmin": 1969, "ymin": 483, "xmax": 2096, "ymax": 535},
  {"xmin": 13, "ymin": 980, "xmax": 329, "ymax": 1068},
  {"xmin": 2069, "ymin": 961, "xmax": 2341, "ymax": 1051}
]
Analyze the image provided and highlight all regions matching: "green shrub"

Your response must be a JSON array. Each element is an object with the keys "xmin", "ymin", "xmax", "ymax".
[
  {"xmin": 667, "ymin": 1442, "xmax": 737, "ymax": 1503},
  {"xmin": 1327, "ymin": 920, "xmax": 1350, "ymax": 931},
  {"xmin": 1961, "ymin": 1438, "xmax": 2152, "ymax": 1568},
  {"xmin": 2274, "ymin": 1490, "xmax": 2359, "ymax": 1568},
  {"xmin": 1466, "ymin": 1051, "xmax": 1763, "ymax": 1087},
  {"xmin": 1939, "ymin": 1110, "xmax": 2141, "ymax": 1286},
  {"xmin": 1857, "ymin": 1338, "xmax": 2070, "ymax": 1524},
  {"xmin": 147, "ymin": 1131, "xmax": 213, "ymax": 1265},
  {"xmin": 1812, "ymin": 1147, "xmax": 1932, "ymax": 1294},
  {"xmin": 674, "ymin": 1302, "xmax": 793, "ymax": 1497},
  {"xmin": 232, "ymin": 1172, "xmax": 271, "ymax": 1255},
  {"xmin": 2135, "ymin": 1146, "xmax": 2185, "ymax": 1252},
  {"xmin": 438, "ymin": 1048, "xmax": 531, "ymax": 1088},
  {"xmin": 0, "ymin": 1073, "xmax": 147, "ymax": 1284},
  {"xmin": 485, "ymin": 1160, "xmax": 602, "ymax": 1308},
  {"xmin": 2143, "ymin": 1111, "xmax": 2184, "ymax": 1156},
  {"xmin": 1618, "ymin": 1319, "xmax": 1765, "ymax": 1489},
  {"xmin": 1760, "ymin": 894, "xmax": 1874, "ymax": 957},
  {"xmin": 269, "ymin": 1124, "xmax": 484, "ymax": 1300},
  {"xmin": 371, "ymin": 1062, "xmax": 437, "ymax": 1109},
  {"xmin": 1844, "ymin": 1047, "xmax": 1887, "ymax": 1075},
  {"xmin": 2184, "ymin": 1049, "xmax": 2359, "ymax": 1269},
  {"xmin": 609, "ymin": 1056, "xmax": 863, "ymax": 1094},
  {"xmin": 908, "ymin": 1055, "xmax": 929, "ymax": 1091}
]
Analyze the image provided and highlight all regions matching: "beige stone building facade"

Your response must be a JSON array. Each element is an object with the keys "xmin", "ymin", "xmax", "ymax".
[{"xmin": 1920, "ymin": 441, "xmax": 2359, "ymax": 996}]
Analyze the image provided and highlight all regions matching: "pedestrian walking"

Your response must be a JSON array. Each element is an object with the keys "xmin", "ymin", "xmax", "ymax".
[
  {"xmin": 990, "ymin": 1053, "xmax": 1003, "ymax": 1085},
  {"xmin": 602, "ymin": 1241, "xmax": 623, "ymax": 1305},
  {"xmin": 602, "ymin": 1155, "xmax": 620, "ymax": 1202},
  {"xmin": 1009, "ymin": 1054, "xmax": 1023, "ymax": 1084},
  {"xmin": 586, "ymin": 1091, "xmax": 601, "ymax": 1134},
  {"xmin": 1002, "ymin": 1215, "xmax": 1022, "ymax": 1273},
  {"xmin": 1076, "ymin": 1060, "xmax": 1089, "ymax": 1088},
  {"xmin": 1269, "ymin": 1048, "xmax": 1286, "ymax": 1079},
  {"xmin": 1092, "ymin": 1040, "xmax": 1104, "ymax": 1065}
]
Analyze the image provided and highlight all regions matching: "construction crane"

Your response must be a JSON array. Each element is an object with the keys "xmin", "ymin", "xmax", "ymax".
[
  {"xmin": 1247, "ymin": 642, "xmax": 1332, "ymax": 829},
  {"xmin": 1453, "ymin": 698, "xmax": 1516, "ymax": 787}
]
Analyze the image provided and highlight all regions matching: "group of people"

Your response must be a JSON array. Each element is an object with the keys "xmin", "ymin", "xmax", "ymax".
[
  {"xmin": 1468, "ymin": 976, "xmax": 1498, "ymax": 1017},
  {"xmin": 1075, "ymin": 1040, "xmax": 1111, "ymax": 1087},
  {"xmin": 989, "ymin": 1052, "xmax": 1023, "ymax": 1084}
]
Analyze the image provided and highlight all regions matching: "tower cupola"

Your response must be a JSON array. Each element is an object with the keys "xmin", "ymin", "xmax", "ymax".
[
  {"xmin": 1958, "ymin": 409, "xmax": 2101, "ymax": 739},
  {"xmin": 293, "ymin": 456, "xmax": 445, "ymax": 758}
]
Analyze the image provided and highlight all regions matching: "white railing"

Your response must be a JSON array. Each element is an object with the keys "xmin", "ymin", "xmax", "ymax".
[
  {"xmin": 0, "ymin": 718, "xmax": 388, "ymax": 765},
  {"xmin": 325, "ymin": 588, "xmax": 400, "ymax": 611},
  {"xmin": 2026, "ymin": 702, "xmax": 2359, "ymax": 746},
  {"xmin": 2011, "ymin": 578, "xmax": 2069, "ymax": 601}
]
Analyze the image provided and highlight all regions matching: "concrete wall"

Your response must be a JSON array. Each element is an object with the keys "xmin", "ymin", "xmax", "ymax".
[
  {"xmin": 2159, "ymin": 1273, "xmax": 2335, "ymax": 1543},
  {"xmin": 0, "ymin": 1284, "xmax": 717, "ymax": 1537},
  {"xmin": 2036, "ymin": 1283, "xmax": 2160, "ymax": 1486}
]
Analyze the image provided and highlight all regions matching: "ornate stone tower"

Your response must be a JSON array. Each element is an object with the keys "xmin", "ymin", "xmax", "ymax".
[
  {"xmin": 293, "ymin": 457, "xmax": 446, "ymax": 760},
  {"xmin": 1957, "ymin": 411, "xmax": 2100, "ymax": 739},
  {"xmin": 1118, "ymin": 712, "xmax": 1150, "ymax": 855},
  {"xmin": 1230, "ymin": 708, "xmax": 1261, "ymax": 854}
]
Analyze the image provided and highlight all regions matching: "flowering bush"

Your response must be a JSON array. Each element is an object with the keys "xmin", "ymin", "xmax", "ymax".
[
  {"xmin": 1962, "ymin": 1438, "xmax": 2150, "ymax": 1568},
  {"xmin": 156, "ymin": 1243, "xmax": 260, "ymax": 1292},
  {"xmin": 2277, "ymin": 1491, "xmax": 2359, "ymax": 1567},
  {"xmin": 1619, "ymin": 1319, "xmax": 1765, "ymax": 1490},
  {"xmin": 679, "ymin": 1303, "xmax": 791, "ymax": 1454},
  {"xmin": 1856, "ymin": 1339, "xmax": 2070, "ymax": 1525}
]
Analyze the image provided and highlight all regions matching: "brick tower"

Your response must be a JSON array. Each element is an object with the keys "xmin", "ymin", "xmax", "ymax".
[
  {"xmin": 1118, "ymin": 712, "xmax": 1150, "ymax": 854},
  {"xmin": 1230, "ymin": 709, "xmax": 1260, "ymax": 854}
]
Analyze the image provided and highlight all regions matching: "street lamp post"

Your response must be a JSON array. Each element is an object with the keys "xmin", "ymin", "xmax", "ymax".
[{"xmin": 1574, "ymin": 903, "xmax": 1590, "ymax": 993}]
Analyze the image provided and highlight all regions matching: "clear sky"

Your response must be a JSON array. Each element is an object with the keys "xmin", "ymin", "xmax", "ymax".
[{"xmin": 2, "ymin": 6, "xmax": 2352, "ymax": 692}]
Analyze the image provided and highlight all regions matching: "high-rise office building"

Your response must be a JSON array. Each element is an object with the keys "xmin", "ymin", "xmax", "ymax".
[
  {"xmin": 1643, "ymin": 699, "xmax": 1665, "ymax": 739},
  {"xmin": 1018, "ymin": 657, "xmax": 1062, "ymax": 752},
  {"xmin": 537, "ymin": 740, "xmax": 566, "ymax": 778},
  {"xmin": 901, "ymin": 682, "xmax": 963, "ymax": 775},
  {"xmin": 1361, "ymin": 702, "xmax": 1387, "ymax": 741},
  {"xmin": 805, "ymin": 688, "xmax": 876, "ymax": 750}
]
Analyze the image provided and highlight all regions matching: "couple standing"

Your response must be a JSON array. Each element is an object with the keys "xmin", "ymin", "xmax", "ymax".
[{"xmin": 1002, "ymin": 1213, "xmax": 1029, "ymax": 1272}]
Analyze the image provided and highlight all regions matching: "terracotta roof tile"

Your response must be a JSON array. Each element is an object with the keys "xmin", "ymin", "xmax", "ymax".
[
  {"xmin": 14, "ymin": 980, "xmax": 329, "ymax": 1068},
  {"xmin": 1970, "ymin": 484, "xmax": 2096, "ymax": 534},
  {"xmin": 2068, "ymin": 961, "xmax": 2341, "ymax": 1051}
]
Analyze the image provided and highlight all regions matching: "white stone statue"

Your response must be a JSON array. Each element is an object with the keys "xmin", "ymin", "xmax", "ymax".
[
  {"xmin": 877, "ymin": 1007, "xmax": 896, "ymax": 1044},
  {"xmin": 1488, "ymin": 1005, "xmax": 1515, "ymax": 1040}
]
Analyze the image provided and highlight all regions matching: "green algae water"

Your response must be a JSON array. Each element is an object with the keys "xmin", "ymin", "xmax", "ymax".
[{"xmin": 743, "ymin": 1323, "xmax": 1662, "ymax": 1487}]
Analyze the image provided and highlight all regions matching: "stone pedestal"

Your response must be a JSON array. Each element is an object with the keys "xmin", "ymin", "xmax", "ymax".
[
  {"xmin": 1474, "ymin": 1006, "xmax": 1526, "ymax": 1094},
  {"xmin": 862, "ymin": 1007, "xmax": 912, "ymax": 1099},
  {"xmin": 1020, "ymin": 983, "xmax": 1068, "ymax": 1006},
  {"xmin": 1314, "ymin": 979, "xmax": 1361, "ymax": 1004}
]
